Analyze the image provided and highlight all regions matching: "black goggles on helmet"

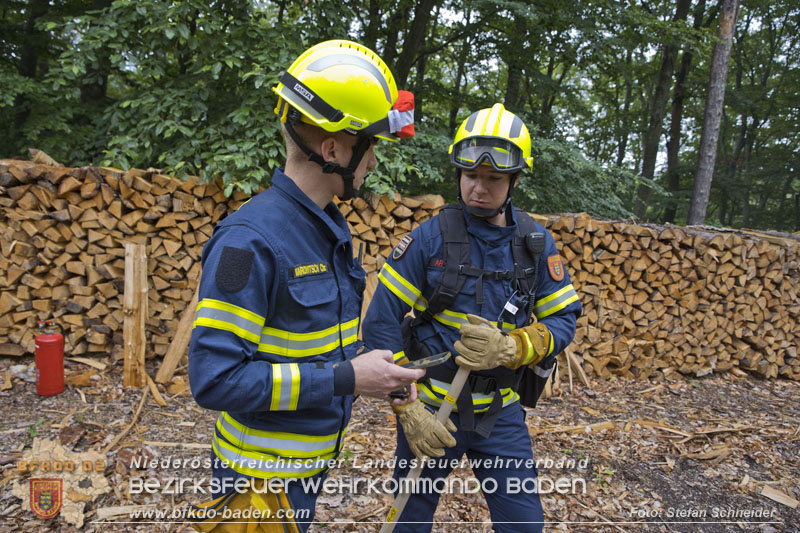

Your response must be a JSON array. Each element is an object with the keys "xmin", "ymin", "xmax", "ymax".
[{"xmin": 450, "ymin": 136, "xmax": 528, "ymax": 172}]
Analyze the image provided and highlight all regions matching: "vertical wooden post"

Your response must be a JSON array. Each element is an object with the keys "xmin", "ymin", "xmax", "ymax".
[{"xmin": 124, "ymin": 242, "xmax": 148, "ymax": 387}]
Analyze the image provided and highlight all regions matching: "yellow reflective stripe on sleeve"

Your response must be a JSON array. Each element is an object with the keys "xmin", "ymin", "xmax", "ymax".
[
  {"xmin": 195, "ymin": 299, "xmax": 359, "ymax": 357},
  {"xmin": 434, "ymin": 308, "xmax": 515, "ymax": 332},
  {"xmin": 378, "ymin": 264, "xmax": 426, "ymax": 310},
  {"xmin": 534, "ymin": 284, "xmax": 579, "ymax": 319},
  {"xmin": 546, "ymin": 333, "xmax": 555, "ymax": 357},
  {"xmin": 194, "ymin": 298, "xmax": 264, "ymax": 344},
  {"xmin": 270, "ymin": 364, "xmax": 282, "ymax": 410},
  {"xmin": 270, "ymin": 363, "xmax": 300, "ymax": 411},
  {"xmin": 339, "ymin": 318, "xmax": 359, "ymax": 346},
  {"xmin": 289, "ymin": 363, "xmax": 300, "ymax": 410},
  {"xmin": 259, "ymin": 318, "xmax": 359, "ymax": 357}
]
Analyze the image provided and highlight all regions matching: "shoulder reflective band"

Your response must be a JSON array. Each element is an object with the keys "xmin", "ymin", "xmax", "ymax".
[{"xmin": 280, "ymin": 71, "xmax": 344, "ymax": 123}]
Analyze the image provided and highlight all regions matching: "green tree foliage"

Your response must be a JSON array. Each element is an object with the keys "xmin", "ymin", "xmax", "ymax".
[{"xmin": 1, "ymin": 0, "xmax": 798, "ymax": 230}]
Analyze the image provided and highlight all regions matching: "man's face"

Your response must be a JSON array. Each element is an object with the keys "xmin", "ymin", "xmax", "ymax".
[
  {"xmin": 459, "ymin": 165, "xmax": 516, "ymax": 213},
  {"xmin": 352, "ymin": 140, "xmax": 378, "ymax": 190},
  {"xmin": 334, "ymin": 133, "xmax": 377, "ymax": 193}
]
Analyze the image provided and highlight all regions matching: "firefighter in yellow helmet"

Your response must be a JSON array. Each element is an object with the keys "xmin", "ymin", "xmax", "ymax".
[
  {"xmin": 274, "ymin": 40, "xmax": 415, "ymax": 200},
  {"xmin": 186, "ymin": 40, "xmax": 427, "ymax": 532},
  {"xmin": 364, "ymin": 104, "xmax": 581, "ymax": 532}
]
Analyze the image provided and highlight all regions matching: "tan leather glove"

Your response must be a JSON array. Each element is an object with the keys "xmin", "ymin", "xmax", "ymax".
[
  {"xmin": 392, "ymin": 399, "xmax": 456, "ymax": 458},
  {"xmin": 454, "ymin": 314, "xmax": 551, "ymax": 370}
]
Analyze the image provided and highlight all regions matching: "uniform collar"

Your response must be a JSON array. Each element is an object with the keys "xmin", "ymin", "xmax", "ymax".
[
  {"xmin": 272, "ymin": 169, "xmax": 351, "ymax": 244},
  {"xmin": 462, "ymin": 204, "xmax": 518, "ymax": 245}
]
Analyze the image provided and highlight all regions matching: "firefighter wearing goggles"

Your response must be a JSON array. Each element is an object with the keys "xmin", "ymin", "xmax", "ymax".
[
  {"xmin": 449, "ymin": 102, "xmax": 533, "ymax": 219},
  {"xmin": 363, "ymin": 103, "xmax": 580, "ymax": 532}
]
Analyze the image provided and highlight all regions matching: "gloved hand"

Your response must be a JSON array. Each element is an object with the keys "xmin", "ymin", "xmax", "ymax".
[
  {"xmin": 392, "ymin": 399, "xmax": 456, "ymax": 458},
  {"xmin": 454, "ymin": 314, "xmax": 551, "ymax": 370}
]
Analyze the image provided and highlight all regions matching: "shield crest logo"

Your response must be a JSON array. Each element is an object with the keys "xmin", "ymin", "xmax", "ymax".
[
  {"xmin": 30, "ymin": 478, "xmax": 63, "ymax": 519},
  {"xmin": 547, "ymin": 255, "xmax": 565, "ymax": 281},
  {"xmin": 392, "ymin": 235, "xmax": 414, "ymax": 260}
]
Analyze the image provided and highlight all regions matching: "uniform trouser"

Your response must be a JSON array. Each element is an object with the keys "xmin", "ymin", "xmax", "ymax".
[
  {"xmin": 211, "ymin": 454, "xmax": 326, "ymax": 532},
  {"xmin": 391, "ymin": 403, "xmax": 544, "ymax": 533}
]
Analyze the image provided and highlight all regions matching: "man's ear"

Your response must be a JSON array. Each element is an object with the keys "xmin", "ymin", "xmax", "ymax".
[
  {"xmin": 319, "ymin": 135, "xmax": 339, "ymax": 163},
  {"xmin": 512, "ymin": 174, "xmax": 520, "ymax": 188}
]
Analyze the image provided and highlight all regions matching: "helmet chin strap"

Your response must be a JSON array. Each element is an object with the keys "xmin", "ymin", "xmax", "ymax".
[
  {"xmin": 456, "ymin": 169, "xmax": 518, "ymax": 219},
  {"xmin": 284, "ymin": 119, "xmax": 372, "ymax": 200}
]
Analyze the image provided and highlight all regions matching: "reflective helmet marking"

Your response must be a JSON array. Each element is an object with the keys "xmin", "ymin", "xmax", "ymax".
[{"xmin": 307, "ymin": 55, "xmax": 393, "ymax": 103}]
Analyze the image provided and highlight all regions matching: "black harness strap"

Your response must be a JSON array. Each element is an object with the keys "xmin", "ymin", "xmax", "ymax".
[
  {"xmin": 414, "ymin": 206, "xmax": 470, "ymax": 325},
  {"xmin": 512, "ymin": 208, "xmax": 545, "ymax": 325}
]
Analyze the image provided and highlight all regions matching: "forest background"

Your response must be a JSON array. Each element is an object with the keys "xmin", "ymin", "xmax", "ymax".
[{"xmin": 2, "ymin": 0, "xmax": 798, "ymax": 231}]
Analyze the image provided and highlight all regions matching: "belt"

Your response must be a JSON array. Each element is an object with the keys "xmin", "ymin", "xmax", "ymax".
[{"xmin": 426, "ymin": 366, "xmax": 521, "ymax": 437}]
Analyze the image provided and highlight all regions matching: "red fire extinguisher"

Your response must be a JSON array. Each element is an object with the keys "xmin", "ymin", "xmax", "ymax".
[{"xmin": 35, "ymin": 320, "xmax": 65, "ymax": 396}]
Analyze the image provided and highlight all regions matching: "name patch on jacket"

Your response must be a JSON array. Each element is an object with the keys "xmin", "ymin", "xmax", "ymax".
[
  {"xmin": 392, "ymin": 235, "xmax": 414, "ymax": 260},
  {"xmin": 547, "ymin": 255, "xmax": 565, "ymax": 281},
  {"xmin": 291, "ymin": 262, "xmax": 329, "ymax": 278}
]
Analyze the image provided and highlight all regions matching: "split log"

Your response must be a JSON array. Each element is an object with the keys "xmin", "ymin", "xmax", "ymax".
[{"xmin": 123, "ymin": 243, "xmax": 147, "ymax": 387}]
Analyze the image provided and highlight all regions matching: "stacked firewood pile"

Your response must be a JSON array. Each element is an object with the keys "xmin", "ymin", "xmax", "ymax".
[
  {"xmin": 0, "ymin": 159, "xmax": 244, "ymax": 360},
  {"xmin": 0, "ymin": 158, "xmax": 440, "ymax": 362},
  {"xmin": 529, "ymin": 213, "xmax": 800, "ymax": 381},
  {"xmin": 1, "ymin": 158, "xmax": 798, "ymax": 381}
]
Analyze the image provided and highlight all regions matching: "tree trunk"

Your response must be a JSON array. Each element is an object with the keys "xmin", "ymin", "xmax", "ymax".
[
  {"xmin": 776, "ymin": 175, "xmax": 793, "ymax": 230},
  {"xmin": 81, "ymin": 0, "xmax": 114, "ymax": 105},
  {"xmin": 688, "ymin": 0, "xmax": 740, "ymax": 225},
  {"xmin": 277, "ymin": 0, "xmax": 286, "ymax": 24},
  {"xmin": 634, "ymin": 0, "xmax": 692, "ymax": 220},
  {"xmin": 382, "ymin": 10, "xmax": 405, "ymax": 67},
  {"xmin": 412, "ymin": 5, "xmax": 439, "ymax": 120},
  {"xmin": 795, "ymin": 192, "xmax": 799, "ymax": 231},
  {"xmin": 503, "ymin": 16, "xmax": 528, "ymax": 111},
  {"xmin": 448, "ymin": 34, "xmax": 471, "ymax": 132},
  {"xmin": 363, "ymin": 0, "xmax": 382, "ymax": 51},
  {"xmin": 662, "ymin": 0, "xmax": 707, "ymax": 223},
  {"xmin": 719, "ymin": 188, "xmax": 728, "ymax": 225},
  {"xmin": 741, "ymin": 186, "xmax": 750, "ymax": 227},
  {"xmin": 393, "ymin": 0, "xmax": 437, "ymax": 88},
  {"xmin": 616, "ymin": 48, "xmax": 634, "ymax": 168},
  {"xmin": 13, "ymin": 0, "xmax": 49, "ymax": 136}
]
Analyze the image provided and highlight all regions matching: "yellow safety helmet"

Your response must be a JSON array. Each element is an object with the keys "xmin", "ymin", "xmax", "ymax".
[
  {"xmin": 448, "ymin": 103, "xmax": 533, "ymax": 172},
  {"xmin": 273, "ymin": 40, "xmax": 412, "ymax": 142}
]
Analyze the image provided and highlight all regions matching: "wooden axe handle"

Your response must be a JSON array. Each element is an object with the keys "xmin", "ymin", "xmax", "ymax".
[{"xmin": 380, "ymin": 366, "xmax": 470, "ymax": 533}]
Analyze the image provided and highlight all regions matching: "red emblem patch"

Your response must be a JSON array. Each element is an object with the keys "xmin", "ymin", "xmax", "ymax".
[
  {"xmin": 392, "ymin": 235, "xmax": 414, "ymax": 260},
  {"xmin": 30, "ymin": 478, "xmax": 62, "ymax": 519},
  {"xmin": 547, "ymin": 255, "xmax": 565, "ymax": 281}
]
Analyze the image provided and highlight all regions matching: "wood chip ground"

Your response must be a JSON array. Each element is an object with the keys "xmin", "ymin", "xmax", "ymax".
[{"xmin": 1, "ymin": 357, "xmax": 797, "ymax": 532}]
